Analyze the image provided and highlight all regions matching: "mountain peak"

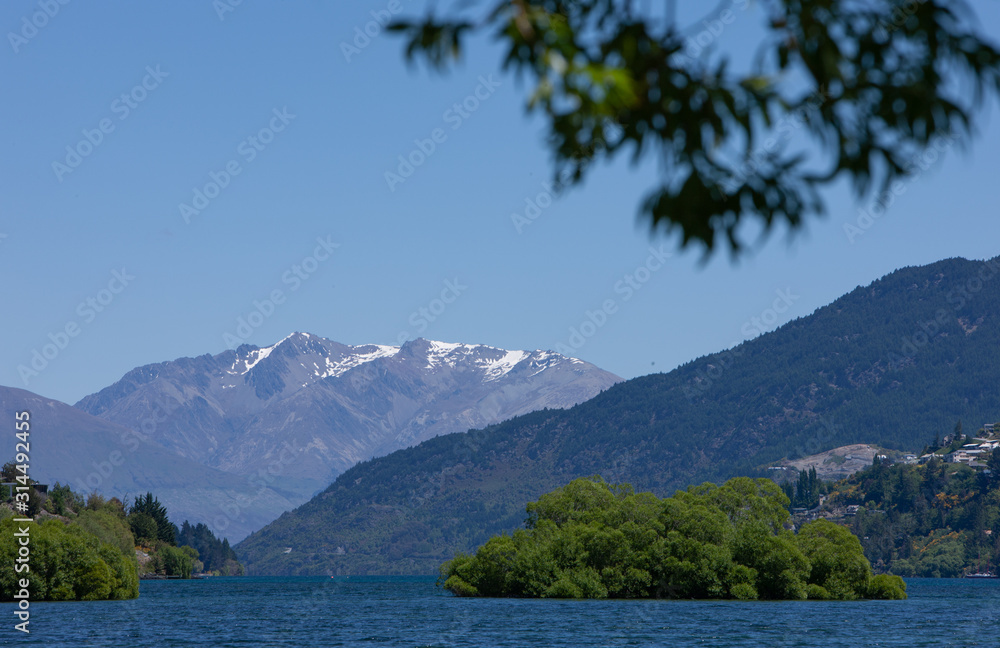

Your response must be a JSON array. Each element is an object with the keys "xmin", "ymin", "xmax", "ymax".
[{"xmin": 75, "ymin": 333, "xmax": 621, "ymax": 517}]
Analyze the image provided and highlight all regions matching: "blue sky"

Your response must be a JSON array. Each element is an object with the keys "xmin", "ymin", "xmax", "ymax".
[{"xmin": 2, "ymin": 1, "xmax": 999, "ymax": 405}]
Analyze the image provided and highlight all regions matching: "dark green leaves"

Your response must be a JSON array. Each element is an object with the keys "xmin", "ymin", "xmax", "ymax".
[{"xmin": 391, "ymin": 0, "xmax": 1000, "ymax": 256}]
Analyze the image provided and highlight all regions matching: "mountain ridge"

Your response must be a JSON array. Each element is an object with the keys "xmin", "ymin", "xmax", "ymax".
[
  {"xmin": 234, "ymin": 255, "xmax": 1000, "ymax": 574},
  {"xmin": 73, "ymin": 333, "xmax": 621, "ymax": 524}
]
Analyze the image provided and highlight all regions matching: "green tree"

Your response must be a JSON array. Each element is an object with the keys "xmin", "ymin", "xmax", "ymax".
[
  {"xmin": 44, "ymin": 482, "xmax": 83, "ymax": 516},
  {"xmin": 390, "ymin": 0, "xmax": 1000, "ymax": 256},
  {"xmin": 796, "ymin": 519, "xmax": 884, "ymax": 600},
  {"xmin": 77, "ymin": 509, "xmax": 136, "ymax": 555},
  {"xmin": 0, "ymin": 519, "xmax": 138, "ymax": 601},
  {"xmin": 128, "ymin": 492, "xmax": 176, "ymax": 545},
  {"xmin": 159, "ymin": 545, "xmax": 197, "ymax": 579},
  {"xmin": 128, "ymin": 512, "xmax": 158, "ymax": 544}
]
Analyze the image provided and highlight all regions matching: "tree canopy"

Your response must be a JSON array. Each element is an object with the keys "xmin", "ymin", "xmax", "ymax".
[
  {"xmin": 391, "ymin": 0, "xmax": 1000, "ymax": 256},
  {"xmin": 0, "ymin": 518, "xmax": 139, "ymax": 602},
  {"xmin": 129, "ymin": 492, "xmax": 176, "ymax": 545},
  {"xmin": 440, "ymin": 476, "xmax": 906, "ymax": 599}
]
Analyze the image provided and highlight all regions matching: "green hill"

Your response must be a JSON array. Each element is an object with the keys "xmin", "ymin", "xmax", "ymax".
[
  {"xmin": 236, "ymin": 256, "xmax": 1000, "ymax": 575},
  {"xmin": 821, "ymin": 450, "xmax": 1000, "ymax": 578}
]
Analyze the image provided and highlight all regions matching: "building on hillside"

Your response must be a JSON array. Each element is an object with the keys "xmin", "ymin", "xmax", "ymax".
[{"xmin": 946, "ymin": 450, "xmax": 982, "ymax": 464}]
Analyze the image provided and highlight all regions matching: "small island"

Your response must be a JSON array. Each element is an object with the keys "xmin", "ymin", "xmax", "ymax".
[{"xmin": 441, "ymin": 476, "xmax": 907, "ymax": 600}]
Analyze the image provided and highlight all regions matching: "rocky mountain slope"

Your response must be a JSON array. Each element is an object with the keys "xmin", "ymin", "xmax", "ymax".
[{"xmin": 75, "ymin": 334, "xmax": 620, "ymax": 518}]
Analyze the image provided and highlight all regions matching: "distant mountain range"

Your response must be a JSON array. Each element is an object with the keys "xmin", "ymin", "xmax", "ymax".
[
  {"xmin": 58, "ymin": 334, "xmax": 618, "ymax": 539},
  {"xmin": 0, "ymin": 386, "xmax": 296, "ymax": 541},
  {"xmin": 234, "ymin": 256, "xmax": 1000, "ymax": 575}
]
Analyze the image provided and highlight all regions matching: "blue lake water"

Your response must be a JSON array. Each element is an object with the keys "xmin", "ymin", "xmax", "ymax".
[{"xmin": 7, "ymin": 577, "xmax": 999, "ymax": 647}]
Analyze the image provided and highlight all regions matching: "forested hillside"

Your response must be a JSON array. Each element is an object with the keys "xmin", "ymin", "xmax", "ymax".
[
  {"xmin": 833, "ymin": 454, "xmax": 1000, "ymax": 577},
  {"xmin": 237, "ymin": 256, "xmax": 1000, "ymax": 575}
]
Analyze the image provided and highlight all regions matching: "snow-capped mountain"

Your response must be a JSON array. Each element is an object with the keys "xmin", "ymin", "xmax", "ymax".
[{"xmin": 75, "ymin": 333, "xmax": 620, "ymax": 521}]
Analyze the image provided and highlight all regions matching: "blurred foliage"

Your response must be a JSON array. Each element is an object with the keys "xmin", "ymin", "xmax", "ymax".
[
  {"xmin": 390, "ymin": 0, "xmax": 1000, "ymax": 256},
  {"xmin": 440, "ymin": 476, "xmax": 905, "ymax": 599}
]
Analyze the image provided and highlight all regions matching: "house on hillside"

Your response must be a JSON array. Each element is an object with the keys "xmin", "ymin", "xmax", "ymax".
[{"xmin": 946, "ymin": 450, "xmax": 982, "ymax": 464}]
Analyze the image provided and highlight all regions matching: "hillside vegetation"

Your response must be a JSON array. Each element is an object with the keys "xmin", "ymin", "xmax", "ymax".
[
  {"xmin": 237, "ymin": 256, "xmax": 1000, "ymax": 575},
  {"xmin": 820, "ymin": 450, "xmax": 1000, "ymax": 578},
  {"xmin": 0, "ymin": 471, "xmax": 242, "ymax": 602},
  {"xmin": 0, "ymin": 487, "xmax": 140, "ymax": 602}
]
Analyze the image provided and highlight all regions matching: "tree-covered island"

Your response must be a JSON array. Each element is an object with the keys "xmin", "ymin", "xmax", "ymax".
[{"xmin": 442, "ymin": 476, "xmax": 906, "ymax": 600}]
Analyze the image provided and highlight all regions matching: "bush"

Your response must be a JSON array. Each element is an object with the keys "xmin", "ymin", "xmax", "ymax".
[
  {"xmin": 866, "ymin": 574, "xmax": 907, "ymax": 600},
  {"xmin": 159, "ymin": 545, "xmax": 195, "ymax": 579},
  {"xmin": 76, "ymin": 510, "xmax": 135, "ymax": 555},
  {"xmin": 441, "ymin": 477, "xmax": 906, "ymax": 600},
  {"xmin": 0, "ymin": 519, "xmax": 138, "ymax": 601},
  {"xmin": 128, "ymin": 512, "xmax": 158, "ymax": 544}
]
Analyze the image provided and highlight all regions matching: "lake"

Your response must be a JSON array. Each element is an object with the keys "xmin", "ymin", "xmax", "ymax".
[{"xmin": 9, "ymin": 577, "xmax": 999, "ymax": 647}]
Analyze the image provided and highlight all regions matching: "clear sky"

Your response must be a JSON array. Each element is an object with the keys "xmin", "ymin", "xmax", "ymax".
[{"xmin": 2, "ymin": 1, "xmax": 999, "ymax": 405}]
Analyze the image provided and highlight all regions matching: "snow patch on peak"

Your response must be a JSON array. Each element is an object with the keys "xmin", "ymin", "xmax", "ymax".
[
  {"xmin": 273, "ymin": 332, "xmax": 301, "ymax": 346},
  {"xmin": 320, "ymin": 344, "xmax": 400, "ymax": 378},
  {"xmin": 423, "ymin": 340, "xmax": 477, "ymax": 369},
  {"xmin": 243, "ymin": 344, "xmax": 277, "ymax": 374},
  {"xmin": 235, "ymin": 333, "xmax": 299, "ymax": 375},
  {"xmin": 482, "ymin": 349, "xmax": 530, "ymax": 381}
]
